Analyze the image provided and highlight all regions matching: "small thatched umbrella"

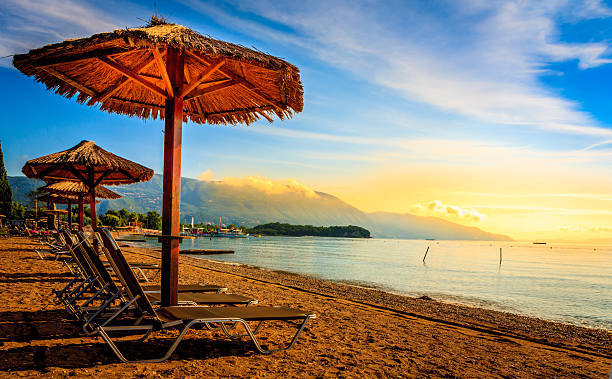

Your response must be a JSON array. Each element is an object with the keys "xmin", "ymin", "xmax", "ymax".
[
  {"xmin": 13, "ymin": 17, "xmax": 303, "ymax": 306},
  {"xmin": 39, "ymin": 181, "xmax": 121, "ymax": 231},
  {"xmin": 22, "ymin": 140, "xmax": 153, "ymax": 230}
]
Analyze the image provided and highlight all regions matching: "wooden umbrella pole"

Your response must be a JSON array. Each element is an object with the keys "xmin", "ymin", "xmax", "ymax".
[
  {"xmin": 160, "ymin": 46, "xmax": 185, "ymax": 307},
  {"xmin": 78, "ymin": 194, "xmax": 84, "ymax": 231},
  {"xmin": 88, "ymin": 166, "xmax": 98, "ymax": 231},
  {"xmin": 68, "ymin": 199, "xmax": 72, "ymax": 230}
]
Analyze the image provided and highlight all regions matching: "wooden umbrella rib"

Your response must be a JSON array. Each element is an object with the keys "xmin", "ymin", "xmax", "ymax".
[
  {"xmin": 64, "ymin": 164, "xmax": 89, "ymax": 184},
  {"xmin": 185, "ymin": 51, "xmax": 282, "ymax": 110},
  {"xmin": 184, "ymin": 80, "xmax": 237, "ymax": 101},
  {"xmin": 109, "ymin": 96, "xmax": 164, "ymax": 110},
  {"xmin": 109, "ymin": 96, "xmax": 199, "ymax": 118},
  {"xmin": 152, "ymin": 47, "xmax": 174, "ymax": 98},
  {"xmin": 93, "ymin": 170, "xmax": 113, "ymax": 187},
  {"xmin": 180, "ymin": 58, "xmax": 226, "ymax": 98},
  {"xmin": 95, "ymin": 50, "xmax": 162, "ymax": 103},
  {"xmin": 41, "ymin": 67, "xmax": 98, "ymax": 97},
  {"xmin": 183, "ymin": 65, "xmax": 205, "ymax": 123},
  {"xmin": 31, "ymin": 48, "xmax": 130, "ymax": 68},
  {"xmin": 30, "ymin": 164, "xmax": 58, "ymax": 180},
  {"xmin": 115, "ymin": 168, "xmax": 138, "ymax": 182},
  {"xmin": 97, "ymin": 56, "xmax": 168, "ymax": 99}
]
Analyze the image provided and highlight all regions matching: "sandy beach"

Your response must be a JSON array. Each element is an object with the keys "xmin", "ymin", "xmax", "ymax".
[{"xmin": 0, "ymin": 235, "xmax": 610, "ymax": 378}]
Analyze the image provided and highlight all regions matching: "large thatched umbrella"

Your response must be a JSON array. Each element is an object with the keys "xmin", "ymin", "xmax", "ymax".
[
  {"xmin": 13, "ymin": 17, "xmax": 303, "ymax": 306},
  {"xmin": 39, "ymin": 181, "xmax": 121, "ymax": 231},
  {"xmin": 22, "ymin": 140, "xmax": 153, "ymax": 230}
]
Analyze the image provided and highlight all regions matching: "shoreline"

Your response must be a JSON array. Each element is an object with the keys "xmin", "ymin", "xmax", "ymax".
[
  {"xmin": 120, "ymin": 236, "xmax": 612, "ymax": 333},
  {"xmin": 120, "ymin": 244, "xmax": 612, "ymax": 359},
  {"xmin": 1, "ymin": 235, "xmax": 610, "ymax": 377}
]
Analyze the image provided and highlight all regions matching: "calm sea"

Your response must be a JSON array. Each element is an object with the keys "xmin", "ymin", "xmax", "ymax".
[{"xmin": 131, "ymin": 236, "xmax": 612, "ymax": 330}]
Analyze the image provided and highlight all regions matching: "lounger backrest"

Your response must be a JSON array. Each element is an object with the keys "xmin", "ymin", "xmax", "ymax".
[
  {"xmin": 98, "ymin": 228, "xmax": 157, "ymax": 316},
  {"xmin": 61, "ymin": 230, "xmax": 96, "ymax": 278},
  {"xmin": 74, "ymin": 231, "xmax": 120, "ymax": 294}
]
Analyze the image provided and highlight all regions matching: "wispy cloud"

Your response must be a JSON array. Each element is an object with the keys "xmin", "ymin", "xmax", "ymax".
[
  {"xmin": 186, "ymin": 0, "xmax": 612, "ymax": 137},
  {"xmin": 248, "ymin": 126, "xmax": 612, "ymax": 167},
  {"xmin": 0, "ymin": 0, "xmax": 139, "ymax": 66}
]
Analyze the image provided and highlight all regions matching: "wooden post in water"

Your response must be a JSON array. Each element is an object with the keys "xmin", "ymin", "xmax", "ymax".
[
  {"xmin": 499, "ymin": 247, "xmax": 502, "ymax": 266},
  {"xmin": 423, "ymin": 246, "xmax": 430, "ymax": 263}
]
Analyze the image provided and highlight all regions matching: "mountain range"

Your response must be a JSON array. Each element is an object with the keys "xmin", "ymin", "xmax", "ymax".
[{"xmin": 8, "ymin": 175, "xmax": 511, "ymax": 240}]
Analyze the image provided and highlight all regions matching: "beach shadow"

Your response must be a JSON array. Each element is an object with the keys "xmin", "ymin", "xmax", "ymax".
[
  {"xmin": 0, "ymin": 309, "xmax": 81, "ymax": 342},
  {"xmin": 0, "ymin": 335, "xmax": 254, "ymax": 372},
  {"xmin": 0, "ymin": 272, "xmax": 72, "ymax": 283}
]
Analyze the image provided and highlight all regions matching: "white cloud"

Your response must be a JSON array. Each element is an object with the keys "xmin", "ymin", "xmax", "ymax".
[
  {"xmin": 185, "ymin": 0, "xmax": 612, "ymax": 137},
  {"xmin": 215, "ymin": 175, "xmax": 319, "ymax": 198},
  {"xmin": 197, "ymin": 169, "xmax": 214, "ymax": 181},
  {"xmin": 413, "ymin": 200, "xmax": 484, "ymax": 222}
]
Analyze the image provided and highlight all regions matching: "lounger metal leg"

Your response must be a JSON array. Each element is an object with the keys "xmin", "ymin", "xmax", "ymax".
[
  {"xmin": 234, "ymin": 316, "xmax": 313, "ymax": 354},
  {"xmin": 97, "ymin": 322, "xmax": 194, "ymax": 363},
  {"xmin": 83, "ymin": 290, "xmax": 122, "ymax": 335},
  {"xmin": 134, "ymin": 267, "xmax": 149, "ymax": 282}
]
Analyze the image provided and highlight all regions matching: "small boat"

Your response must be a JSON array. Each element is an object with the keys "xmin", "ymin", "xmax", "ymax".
[
  {"xmin": 213, "ymin": 228, "xmax": 249, "ymax": 238},
  {"xmin": 532, "ymin": 242, "xmax": 547, "ymax": 245}
]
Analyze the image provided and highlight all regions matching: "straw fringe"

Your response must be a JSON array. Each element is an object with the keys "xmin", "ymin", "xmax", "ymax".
[
  {"xmin": 13, "ymin": 20, "xmax": 303, "ymax": 126},
  {"xmin": 40, "ymin": 181, "xmax": 122, "ymax": 199}
]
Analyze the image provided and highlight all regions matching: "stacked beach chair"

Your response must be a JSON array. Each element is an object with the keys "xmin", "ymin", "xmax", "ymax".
[{"xmin": 47, "ymin": 228, "xmax": 315, "ymax": 363}]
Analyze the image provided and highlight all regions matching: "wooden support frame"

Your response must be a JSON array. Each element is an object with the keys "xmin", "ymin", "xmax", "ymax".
[
  {"xmin": 152, "ymin": 47, "xmax": 174, "ymax": 98},
  {"xmin": 94, "ymin": 50, "xmax": 163, "ymax": 103},
  {"xmin": 184, "ymin": 80, "xmax": 237, "ymax": 101},
  {"xmin": 97, "ymin": 56, "xmax": 168, "ymax": 99},
  {"xmin": 31, "ymin": 48, "xmax": 129, "ymax": 68},
  {"xmin": 179, "ymin": 58, "xmax": 226, "ymax": 98},
  {"xmin": 41, "ymin": 67, "xmax": 98, "ymax": 97},
  {"xmin": 186, "ymin": 51, "xmax": 283, "ymax": 110}
]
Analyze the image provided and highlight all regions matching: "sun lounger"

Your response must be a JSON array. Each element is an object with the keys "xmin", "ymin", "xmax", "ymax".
[
  {"xmin": 74, "ymin": 231, "xmax": 255, "ymax": 301},
  {"xmin": 95, "ymin": 228, "xmax": 315, "ymax": 362},
  {"xmin": 97, "ymin": 230, "xmax": 227, "ymax": 293}
]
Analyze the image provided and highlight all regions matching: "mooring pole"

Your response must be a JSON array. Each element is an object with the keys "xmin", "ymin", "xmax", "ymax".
[
  {"xmin": 423, "ymin": 246, "xmax": 430, "ymax": 263},
  {"xmin": 499, "ymin": 247, "xmax": 503, "ymax": 266}
]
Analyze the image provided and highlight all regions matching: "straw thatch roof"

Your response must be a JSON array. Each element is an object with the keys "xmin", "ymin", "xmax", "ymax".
[
  {"xmin": 40, "ymin": 181, "xmax": 122, "ymax": 199},
  {"xmin": 22, "ymin": 140, "xmax": 154, "ymax": 185},
  {"xmin": 39, "ymin": 193, "xmax": 98, "ymax": 205},
  {"xmin": 13, "ymin": 18, "xmax": 303, "ymax": 125}
]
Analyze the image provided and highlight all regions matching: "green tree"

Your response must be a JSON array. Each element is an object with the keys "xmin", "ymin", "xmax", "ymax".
[
  {"xmin": 146, "ymin": 211, "xmax": 162, "ymax": 230},
  {"xmin": 100, "ymin": 214, "xmax": 121, "ymax": 228},
  {"xmin": 0, "ymin": 141, "xmax": 12, "ymax": 217},
  {"xmin": 10, "ymin": 202, "xmax": 26, "ymax": 219},
  {"xmin": 118, "ymin": 209, "xmax": 131, "ymax": 225}
]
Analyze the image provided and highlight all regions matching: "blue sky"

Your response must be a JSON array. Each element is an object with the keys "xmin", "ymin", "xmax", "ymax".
[{"xmin": 2, "ymin": 0, "xmax": 612, "ymax": 240}]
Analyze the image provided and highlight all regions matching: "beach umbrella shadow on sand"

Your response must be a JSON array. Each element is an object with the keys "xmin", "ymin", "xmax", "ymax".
[
  {"xmin": 22, "ymin": 140, "xmax": 153, "ymax": 233},
  {"xmin": 39, "ymin": 181, "xmax": 122, "ymax": 231},
  {"xmin": 13, "ymin": 16, "xmax": 304, "ymax": 306}
]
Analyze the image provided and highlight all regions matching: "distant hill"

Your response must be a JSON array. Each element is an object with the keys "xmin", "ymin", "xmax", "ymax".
[
  {"xmin": 366, "ymin": 212, "xmax": 511, "ymax": 240},
  {"xmin": 8, "ymin": 175, "xmax": 511, "ymax": 241}
]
